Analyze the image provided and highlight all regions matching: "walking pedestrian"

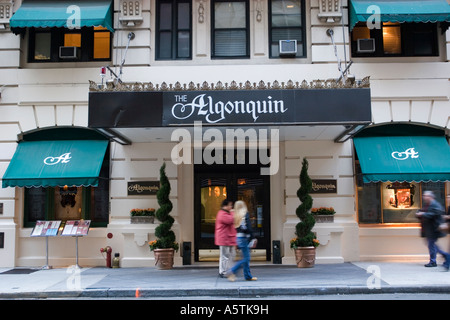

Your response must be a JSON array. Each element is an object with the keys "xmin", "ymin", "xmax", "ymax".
[
  {"xmin": 214, "ymin": 199, "xmax": 236, "ymax": 278},
  {"xmin": 445, "ymin": 195, "xmax": 450, "ymax": 253},
  {"xmin": 227, "ymin": 200, "xmax": 257, "ymax": 281},
  {"xmin": 416, "ymin": 191, "xmax": 450, "ymax": 270}
]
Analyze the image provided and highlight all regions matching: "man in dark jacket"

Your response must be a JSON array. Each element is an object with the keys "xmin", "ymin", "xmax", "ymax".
[{"xmin": 416, "ymin": 191, "xmax": 449, "ymax": 269}]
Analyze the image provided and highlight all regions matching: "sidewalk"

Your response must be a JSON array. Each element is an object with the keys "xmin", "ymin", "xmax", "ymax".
[{"xmin": 1, "ymin": 261, "xmax": 450, "ymax": 299}]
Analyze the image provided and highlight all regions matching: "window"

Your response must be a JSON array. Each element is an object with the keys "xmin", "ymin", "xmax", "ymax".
[
  {"xmin": 23, "ymin": 146, "xmax": 110, "ymax": 228},
  {"xmin": 351, "ymin": 22, "xmax": 439, "ymax": 57},
  {"xmin": 212, "ymin": 0, "xmax": 249, "ymax": 58},
  {"xmin": 269, "ymin": 0, "xmax": 305, "ymax": 58},
  {"xmin": 24, "ymin": 185, "xmax": 109, "ymax": 228},
  {"xmin": 28, "ymin": 27, "xmax": 112, "ymax": 62},
  {"xmin": 156, "ymin": 0, "xmax": 192, "ymax": 60},
  {"xmin": 356, "ymin": 164, "xmax": 446, "ymax": 224}
]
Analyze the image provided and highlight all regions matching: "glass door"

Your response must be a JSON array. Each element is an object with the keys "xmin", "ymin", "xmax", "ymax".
[{"xmin": 194, "ymin": 171, "xmax": 271, "ymax": 262}]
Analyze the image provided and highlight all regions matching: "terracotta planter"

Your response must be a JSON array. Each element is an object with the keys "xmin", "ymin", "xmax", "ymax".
[
  {"xmin": 131, "ymin": 216, "xmax": 154, "ymax": 224},
  {"xmin": 313, "ymin": 215, "xmax": 334, "ymax": 223},
  {"xmin": 294, "ymin": 247, "xmax": 316, "ymax": 268},
  {"xmin": 154, "ymin": 248, "xmax": 175, "ymax": 270}
]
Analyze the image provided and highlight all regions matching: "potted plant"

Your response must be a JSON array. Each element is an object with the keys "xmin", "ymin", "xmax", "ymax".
[
  {"xmin": 130, "ymin": 208, "xmax": 155, "ymax": 224},
  {"xmin": 291, "ymin": 158, "xmax": 319, "ymax": 268},
  {"xmin": 311, "ymin": 207, "xmax": 336, "ymax": 223},
  {"xmin": 150, "ymin": 163, "xmax": 179, "ymax": 269}
]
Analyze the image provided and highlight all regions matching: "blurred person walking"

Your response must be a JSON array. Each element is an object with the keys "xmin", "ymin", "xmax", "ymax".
[
  {"xmin": 416, "ymin": 191, "xmax": 450, "ymax": 270},
  {"xmin": 227, "ymin": 200, "xmax": 257, "ymax": 281},
  {"xmin": 215, "ymin": 199, "xmax": 236, "ymax": 278}
]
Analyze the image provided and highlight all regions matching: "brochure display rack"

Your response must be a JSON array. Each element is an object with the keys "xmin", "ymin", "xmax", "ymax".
[
  {"xmin": 61, "ymin": 220, "xmax": 91, "ymax": 268},
  {"xmin": 30, "ymin": 220, "xmax": 62, "ymax": 269}
]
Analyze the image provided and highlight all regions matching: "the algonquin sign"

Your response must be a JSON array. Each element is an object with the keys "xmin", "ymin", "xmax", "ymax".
[{"xmin": 88, "ymin": 81, "xmax": 371, "ymax": 128}]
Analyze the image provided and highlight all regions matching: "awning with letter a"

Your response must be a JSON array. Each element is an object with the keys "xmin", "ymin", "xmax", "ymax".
[
  {"xmin": 349, "ymin": 0, "xmax": 450, "ymax": 30},
  {"xmin": 2, "ymin": 140, "xmax": 108, "ymax": 188},
  {"xmin": 354, "ymin": 136, "xmax": 450, "ymax": 183},
  {"xmin": 9, "ymin": 0, "xmax": 114, "ymax": 34}
]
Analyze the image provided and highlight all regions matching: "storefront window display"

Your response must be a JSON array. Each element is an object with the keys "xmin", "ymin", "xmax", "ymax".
[{"xmin": 357, "ymin": 178, "xmax": 446, "ymax": 224}]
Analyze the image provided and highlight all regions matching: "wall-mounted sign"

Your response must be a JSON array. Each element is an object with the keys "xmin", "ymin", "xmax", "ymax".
[
  {"xmin": 128, "ymin": 181, "xmax": 160, "ymax": 196},
  {"xmin": 311, "ymin": 179, "xmax": 337, "ymax": 194},
  {"xmin": 89, "ymin": 88, "xmax": 372, "ymax": 128}
]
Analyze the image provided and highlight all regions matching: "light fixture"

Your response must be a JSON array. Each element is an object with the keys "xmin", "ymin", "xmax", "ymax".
[
  {"xmin": 119, "ymin": 0, "xmax": 143, "ymax": 27},
  {"xmin": 318, "ymin": 0, "xmax": 342, "ymax": 23},
  {"xmin": 334, "ymin": 124, "xmax": 368, "ymax": 143}
]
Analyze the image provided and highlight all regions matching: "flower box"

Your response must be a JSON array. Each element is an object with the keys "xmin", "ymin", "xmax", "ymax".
[
  {"xmin": 311, "ymin": 207, "xmax": 335, "ymax": 223},
  {"xmin": 313, "ymin": 215, "xmax": 334, "ymax": 223},
  {"xmin": 130, "ymin": 216, "xmax": 154, "ymax": 224},
  {"xmin": 130, "ymin": 208, "xmax": 156, "ymax": 224}
]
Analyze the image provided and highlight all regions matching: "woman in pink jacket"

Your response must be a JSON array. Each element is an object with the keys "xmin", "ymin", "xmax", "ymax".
[{"xmin": 215, "ymin": 199, "xmax": 236, "ymax": 277}]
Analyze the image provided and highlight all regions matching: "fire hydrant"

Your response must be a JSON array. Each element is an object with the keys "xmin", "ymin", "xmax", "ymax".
[{"xmin": 100, "ymin": 246, "xmax": 112, "ymax": 268}]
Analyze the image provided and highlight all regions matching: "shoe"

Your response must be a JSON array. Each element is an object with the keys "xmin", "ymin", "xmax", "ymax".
[
  {"xmin": 246, "ymin": 277, "xmax": 257, "ymax": 281},
  {"xmin": 424, "ymin": 262, "xmax": 437, "ymax": 267},
  {"xmin": 227, "ymin": 273, "xmax": 236, "ymax": 282},
  {"xmin": 218, "ymin": 273, "xmax": 225, "ymax": 278}
]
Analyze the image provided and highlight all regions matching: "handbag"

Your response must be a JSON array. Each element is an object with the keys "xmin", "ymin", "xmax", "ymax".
[
  {"xmin": 248, "ymin": 238, "xmax": 258, "ymax": 248},
  {"xmin": 438, "ymin": 222, "xmax": 449, "ymax": 233}
]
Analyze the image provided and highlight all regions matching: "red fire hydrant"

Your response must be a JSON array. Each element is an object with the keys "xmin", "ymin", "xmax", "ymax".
[{"xmin": 100, "ymin": 246, "xmax": 112, "ymax": 268}]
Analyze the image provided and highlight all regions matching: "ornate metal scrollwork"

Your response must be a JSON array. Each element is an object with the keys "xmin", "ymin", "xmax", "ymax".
[{"xmin": 89, "ymin": 77, "xmax": 370, "ymax": 92}]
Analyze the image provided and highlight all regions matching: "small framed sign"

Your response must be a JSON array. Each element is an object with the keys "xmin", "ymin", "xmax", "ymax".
[
  {"xmin": 61, "ymin": 220, "xmax": 91, "ymax": 236},
  {"xmin": 30, "ymin": 221, "xmax": 62, "ymax": 237},
  {"xmin": 311, "ymin": 179, "xmax": 337, "ymax": 194},
  {"xmin": 127, "ymin": 181, "xmax": 160, "ymax": 196}
]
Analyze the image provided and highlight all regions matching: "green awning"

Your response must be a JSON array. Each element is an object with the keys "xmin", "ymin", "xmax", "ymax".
[
  {"xmin": 349, "ymin": 0, "xmax": 450, "ymax": 30},
  {"xmin": 354, "ymin": 136, "xmax": 450, "ymax": 183},
  {"xmin": 10, "ymin": 0, "xmax": 114, "ymax": 34},
  {"xmin": 2, "ymin": 140, "xmax": 108, "ymax": 188}
]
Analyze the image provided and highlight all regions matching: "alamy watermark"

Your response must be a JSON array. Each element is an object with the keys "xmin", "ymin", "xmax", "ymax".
[
  {"xmin": 66, "ymin": 5, "xmax": 81, "ymax": 29},
  {"xmin": 170, "ymin": 121, "xmax": 280, "ymax": 175},
  {"xmin": 366, "ymin": 264, "xmax": 382, "ymax": 290},
  {"xmin": 66, "ymin": 265, "xmax": 81, "ymax": 290},
  {"xmin": 366, "ymin": 5, "xmax": 381, "ymax": 30}
]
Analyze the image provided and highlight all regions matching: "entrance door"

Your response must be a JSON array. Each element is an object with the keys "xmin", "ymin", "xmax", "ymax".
[{"xmin": 194, "ymin": 166, "xmax": 271, "ymax": 262}]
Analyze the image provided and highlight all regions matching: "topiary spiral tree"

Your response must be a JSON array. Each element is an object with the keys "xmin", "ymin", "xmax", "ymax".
[
  {"xmin": 295, "ymin": 158, "xmax": 316, "ymax": 247},
  {"xmin": 155, "ymin": 162, "xmax": 178, "ymax": 251}
]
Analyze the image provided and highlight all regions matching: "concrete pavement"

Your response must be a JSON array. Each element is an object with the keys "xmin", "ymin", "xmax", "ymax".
[{"xmin": 1, "ymin": 261, "xmax": 450, "ymax": 299}]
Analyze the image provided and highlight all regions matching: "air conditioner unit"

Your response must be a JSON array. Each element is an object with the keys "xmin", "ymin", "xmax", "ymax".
[
  {"xmin": 59, "ymin": 46, "xmax": 80, "ymax": 59},
  {"xmin": 279, "ymin": 40, "xmax": 297, "ymax": 57},
  {"xmin": 357, "ymin": 38, "xmax": 375, "ymax": 53}
]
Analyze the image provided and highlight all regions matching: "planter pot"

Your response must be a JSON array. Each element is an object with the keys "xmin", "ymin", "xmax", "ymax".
[
  {"xmin": 313, "ymin": 215, "xmax": 334, "ymax": 223},
  {"xmin": 130, "ymin": 216, "xmax": 154, "ymax": 224},
  {"xmin": 154, "ymin": 248, "xmax": 175, "ymax": 270},
  {"xmin": 294, "ymin": 247, "xmax": 316, "ymax": 268}
]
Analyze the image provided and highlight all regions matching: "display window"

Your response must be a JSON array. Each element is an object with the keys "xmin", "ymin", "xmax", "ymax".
[{"xmin": 357, "ymin": 177, "xmax": 446, "ymax": 224}]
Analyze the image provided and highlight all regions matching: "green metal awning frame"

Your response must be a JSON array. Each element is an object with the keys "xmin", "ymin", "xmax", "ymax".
[
  {"xmin": 349, "ymin": 0, "xmax": 450, "ymax": 30},
  {"xmin": 2, "ymin": 140, "xmax": 108, "ymax": 188},
  {"xmin": 10, "ymin": 0, "xmax": 114, "ymax": 34},
  {"xmin": 354, "ymin": 136, "xmax": 450, "ymax": 183}
]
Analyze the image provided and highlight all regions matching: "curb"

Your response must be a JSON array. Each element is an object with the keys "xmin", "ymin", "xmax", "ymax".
[{"xmin": 2, "ymin": 285, "xmax": 450, "ymax": 299}]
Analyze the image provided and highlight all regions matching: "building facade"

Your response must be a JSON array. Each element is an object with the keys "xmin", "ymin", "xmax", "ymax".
[{"xmin": 0, "ymin": 0, "xmax": 449, "ymax": 268}]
